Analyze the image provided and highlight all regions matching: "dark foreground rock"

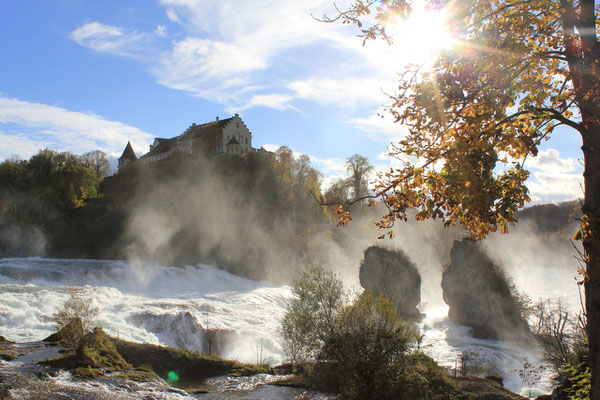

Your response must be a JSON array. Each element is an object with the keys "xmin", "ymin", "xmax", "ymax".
[
  {"xmin": 0, "ymin": 332, "xmax": 286, "ymax": 399},
  {"xmin": 111, "ymin": 338, "xmax": 272, "ymax": 385},
  {"xmin": 359, "ymin": 246, "xmax": 422, "ymax": 320},
  {"xmin": 42, "ymin": 325, "xmax": 274, "ymax": 385},
  {"xmin": 442, "ymin": 239, "xmax": 531, "ymax": 341}
]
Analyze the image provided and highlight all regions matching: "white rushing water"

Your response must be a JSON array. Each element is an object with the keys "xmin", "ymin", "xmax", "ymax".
[
  {"xmin": 419, "ymin": 265, "xmax": 582, "ymax": 396},
  {"xmin": 0, "ymin": 257, "xmax": 581, "ymax": 397},
  {"xmin": 0, "ymin": 258, "xmax": 293, "ymax": 364}
]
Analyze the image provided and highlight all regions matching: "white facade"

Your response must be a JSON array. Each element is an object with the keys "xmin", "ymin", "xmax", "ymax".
[
  {"xmin": 138, "ymin": 113, "xmax": 256, "ymax": 164},
  {"xmin": 221, "ymin": 114, "xmax": 253, "ymax": 154}
]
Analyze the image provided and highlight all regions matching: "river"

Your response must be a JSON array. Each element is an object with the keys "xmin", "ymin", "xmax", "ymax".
[{"xmin": 0, "ymin": 256, "xmax": 581, "ymax": 398}]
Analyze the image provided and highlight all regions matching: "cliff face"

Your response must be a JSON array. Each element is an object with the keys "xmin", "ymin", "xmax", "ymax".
[
  {"xmin": 359, "ymin": 246, "xmax": 422, "ymax": 320},
  {"xmin": 441, "ymin": 239, "xmax": 530, "ymax": 341}
]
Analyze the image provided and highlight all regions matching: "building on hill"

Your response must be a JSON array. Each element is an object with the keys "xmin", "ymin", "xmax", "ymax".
[
  {"xmin": 140, "ymin": 113, "xmax": 254, "ymax": 164},
  {"xmin": 116, "ymin": 114, "xmax": 271, "ymax": 172},
  {"xmin": 118, "ymin": 141, "xmax": 138, "ymax": 170}
]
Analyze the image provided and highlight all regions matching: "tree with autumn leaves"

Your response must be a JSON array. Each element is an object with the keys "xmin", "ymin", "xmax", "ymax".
[{"xmin": 327, "ymin": 0, "xmax": 600, "ymax": 397}]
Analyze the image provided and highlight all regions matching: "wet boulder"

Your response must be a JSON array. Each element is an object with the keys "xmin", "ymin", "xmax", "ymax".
[
  {"xmin": 441, "ymin": 239, "xmax": 530, "ymax": 341},
  {"xmin": 359, "ymin": 246, "xmax": 422, "ymax": 320}
]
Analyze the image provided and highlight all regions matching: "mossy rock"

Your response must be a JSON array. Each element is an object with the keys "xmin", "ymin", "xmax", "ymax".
[
  {"xmin": 42, "ymin": 327, "xmax": 130, "ymax": 373},
  {"xmin": 112, "ymin": 339, "xmax": 235, "ymax": 384},
  {"xmin": 41, "ymin": 330, "xmax": 278, "ymax": 388},
  {"xmin": 0, "ymin": 336, "xmax": 14, "ymax": 345},
  {"xmin": 76, "ymin": 327, "xmax": 130, "ymax": 370},
  {"xmin": 111, "ymin": 338, "xmax": 273, "ymax": 386}
]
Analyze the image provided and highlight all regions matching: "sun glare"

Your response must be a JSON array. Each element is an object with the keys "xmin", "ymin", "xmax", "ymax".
[{"xmin": 385, "ymin": 2, "xmax": 454, "ymax": 67}]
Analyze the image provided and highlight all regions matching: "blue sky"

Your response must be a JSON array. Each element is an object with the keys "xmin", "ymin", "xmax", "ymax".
[{"xmin": 0, "ymin": 0, "xmax": 584, "ymax": 203}]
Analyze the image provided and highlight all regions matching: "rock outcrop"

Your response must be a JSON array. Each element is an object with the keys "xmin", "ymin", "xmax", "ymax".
[
  {"xmin": 441, "ymin": 239, "xmax": 530, "ymax": 341},
  {"xmin": 43, "ymin": 317, "xmax": 84, "ymax": 347},
  {"xmin": 359, "ymin": 246, "xmax": 422, "ymax": 320}
]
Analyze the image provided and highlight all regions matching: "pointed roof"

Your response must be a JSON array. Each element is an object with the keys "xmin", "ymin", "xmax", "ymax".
[
  {"xmin": 179, "ymin": 117, "xmax": 235, "ymax": 141},
  {"xmin": 140, "ymin": 138, "xmax": 174, "ymax": 159},
  {"xmin": 119, "ymin": 141, "xmax": 138, "ymax": 161},
  {"xmin": 226, "ymin": 137, "xmax": 241, "ymax": 145}
]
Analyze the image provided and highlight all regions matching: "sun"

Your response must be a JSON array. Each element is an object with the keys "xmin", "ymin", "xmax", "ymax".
[{"xmin": 384, "ymin": 2, "xmax": 454, "ymax": 67}]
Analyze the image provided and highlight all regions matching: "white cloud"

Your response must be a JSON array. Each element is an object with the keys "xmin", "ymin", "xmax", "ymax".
[
  {"xmin": 165, "ymin": 8, "xmax": 180, "ymax": 23},
  {"xmin": 525, "ymin": 148, "xmax": 577, "ymax": 173},
  {"xmin": 66, "ymin": 0, "xmax": 456, "ymax": 125},
  {"xmin": 164, "ymin": 37, "xmax": 267, "ymax": 78},
  {"xmin": 321, "ymin": 174, "xmax": 347, "ymax": 191},
  {"xmin": 260, "ymin": 144, "xmax": 280, "ymax": 153},
  {"xmin": 527, "ymin": 171, "xmax": 583, "ymax": 204},
  {"xmin": 68, "ymin": 1, "xmax": 378, "ymax": 112},
  {"xmin": 309, "ymin": 155, "xmax": 347, "ymax": 175},
  {"xmin": 227, "ymin": 94, "xmax": 296, "ymax": 114},
  {"xmin": 350, "ymin": 112, "xmax": 410, "ymax": 141},
  {"xmin": 70, "ymin": 22, "xmax": 159, "ymax": 60},
  {"xmin": 522, "ymin": 149, "xmax": 582, "ymax": 203},
  {"xmin": 0, "ymin": 95, "xmax": 154, "ymax": 160},
  {"xmin": 155, "ymin": 25, "xmax": 167, "ymax": 37},
  {"xmin": 377, "ymin": 148, "xmax": 420, "ymax": 169},
  {"xmin": 288, "ymin": 77, "xmax": 389, "ymax": 108},
  {"xmin": 0, "ymin": 132, "xmax": 51, "ymax": 160}
]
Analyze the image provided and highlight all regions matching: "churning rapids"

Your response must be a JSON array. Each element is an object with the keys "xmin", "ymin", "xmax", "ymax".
[{"xmin": 0, "ymin": 257, "xmax": 581, "ymax": 398}]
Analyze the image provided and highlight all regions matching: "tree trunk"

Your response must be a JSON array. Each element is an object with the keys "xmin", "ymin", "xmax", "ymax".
[
  {"xmin": 561, "ymin": 0, "xmax": 600, "ymax": 394},
  {"xmin": 582, "ymin": 127, "xmax": 600, "ymax": 400}
]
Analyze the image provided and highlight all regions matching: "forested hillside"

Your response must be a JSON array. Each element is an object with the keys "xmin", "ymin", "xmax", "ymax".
[{"xmin": 0, "ymin": 147, "xmax": 344, "ymax": 280}]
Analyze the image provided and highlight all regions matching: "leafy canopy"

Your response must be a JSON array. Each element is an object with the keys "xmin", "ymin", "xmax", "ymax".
[{"xmin": 327, "ymin": 0, "xmax": 599, "ymax": 239}]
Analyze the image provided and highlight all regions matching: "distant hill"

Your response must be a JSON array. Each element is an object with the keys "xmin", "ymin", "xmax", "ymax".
[{"xmin": 515, "ymin": 199, "xmax": 581, "ymax": 234}]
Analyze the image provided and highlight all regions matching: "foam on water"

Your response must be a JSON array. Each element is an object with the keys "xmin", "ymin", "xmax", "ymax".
[
  {"xmin": 0, "ymin": 257, "xmax": 581, "ymax": 396},
  {"xmin": 419, "ymin": 265, "xmax": 581, "ymax": 395},
  {"xmin": 0, "ymin": 258, "xmax": 293, "ymax": 364}
]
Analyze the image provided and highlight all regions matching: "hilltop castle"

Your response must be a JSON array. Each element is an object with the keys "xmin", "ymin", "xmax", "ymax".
[{"xmin": 118, "ymin": 114, "xmax": 267, "ymax": 171}]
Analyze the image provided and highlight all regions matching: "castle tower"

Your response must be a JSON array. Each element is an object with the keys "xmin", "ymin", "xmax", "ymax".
[{"xmin": 118, "ymin": 141, "xmax": 138, "ymax": 171}]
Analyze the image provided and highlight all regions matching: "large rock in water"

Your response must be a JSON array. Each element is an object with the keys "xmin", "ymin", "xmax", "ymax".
[
  {"xmin": 359, "ymin": 246, "xmax": 422, "ymax": 320},
  {"xmin": 442, "ymin": 239, "xmax": 530, "ymax": 341}
]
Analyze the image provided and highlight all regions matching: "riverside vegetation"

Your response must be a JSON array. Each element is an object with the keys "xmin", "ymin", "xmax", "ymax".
[
  {"xmin": 0, "ymin": 261, "xmax": 588, "ymax": 398},
  {"xmin": 279, "ymin": 264, "xmax": 525, "ymax": 400},
  {"xmin": 0, "ymin": 270, "xmax": 526, "ymax": 399},
  {"xmin": 0, "ymin": 147, "xmax": 381, "ymax": 283}
]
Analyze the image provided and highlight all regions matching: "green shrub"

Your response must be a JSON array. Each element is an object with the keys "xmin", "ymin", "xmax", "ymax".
[
  {"xmin": 281, "ymin": 264, "xmax": 429, "ymax": 400},
  {"xmin": 281, "ymin": 264, "xmax": 346, "ymax": 362},
  {"xmin": 395, "ymin": 352, "xmax": 454, "ymax": 400},
  {"xmin": 565, "ymin": 361, "xmax": 591, "ymax": 400},
  {"xmin": 323, "ymin": 292, "xmax": 417, "ymax": 399}
]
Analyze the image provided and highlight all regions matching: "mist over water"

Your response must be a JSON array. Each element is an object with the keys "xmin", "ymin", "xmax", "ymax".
[
  {"xmin": 0, "ymin": 236, "xmax": 580, "ymax": 396},
  {"xmin": 0, "ymin": 162, "xmax": 583, "ymax": 397}
]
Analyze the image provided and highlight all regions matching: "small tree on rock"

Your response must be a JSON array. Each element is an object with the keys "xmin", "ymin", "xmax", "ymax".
[{"xmin": 53, "ymin": 289, "xmax": 99, "ymax": 347}]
